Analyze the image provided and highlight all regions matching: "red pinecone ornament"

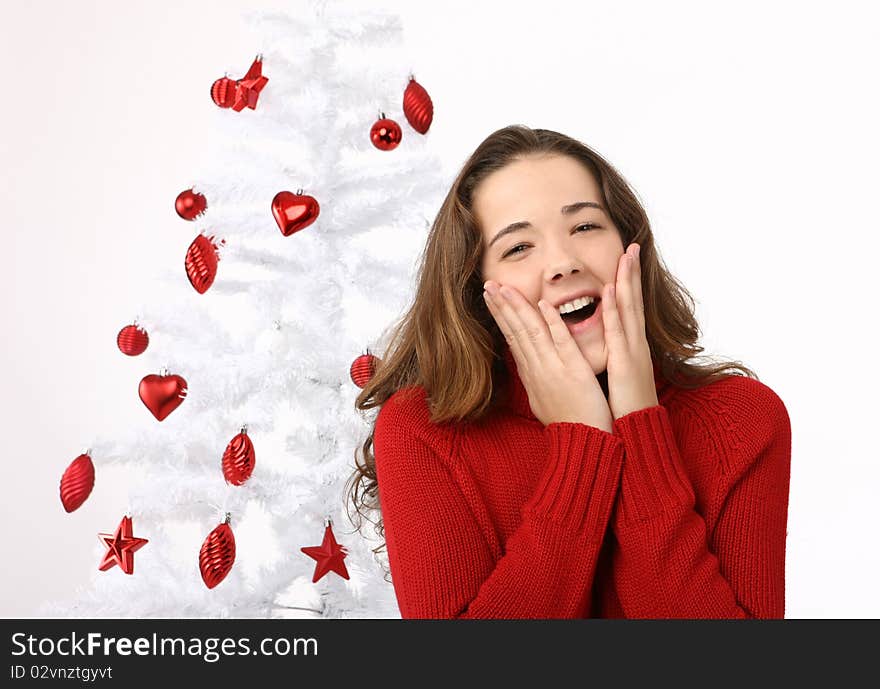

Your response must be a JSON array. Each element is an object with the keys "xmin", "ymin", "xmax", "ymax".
[
  {"xmin": 60, "ymin": 452, "xmax": 95, "ymax": 513},
  {"xmin": 370, "ymin": 114, "xmax": 402, "ymax": 151},
  {"xmin": 403, "ymin": 76, "xmax": 433, "ymax": 134},
  {"xmin": 222, "ymin": 428, "xmax": 255, "ymax": 486},
  {"xmin": 200, "ymin": 519, "xmax": 236, "ymax": 589},
  {"xmin": 117, "ymin": 324, "xmax": 149, "ymax": 356},
  {"xmin": 350, "ymin": 352, "xmax": 379, "ymax": 388},
  {"xmin": 185, "ymin": 233, "xmax": 223, "ymax": 294},
  {"xmin": 175, "ymin": 188, "xmax": 207, "ymax": 221}
]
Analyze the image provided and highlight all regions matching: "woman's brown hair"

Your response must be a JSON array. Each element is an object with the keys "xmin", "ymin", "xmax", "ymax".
[{"xmin": 343, "ymin": 125, "xmax": 757, "ymax": 578}]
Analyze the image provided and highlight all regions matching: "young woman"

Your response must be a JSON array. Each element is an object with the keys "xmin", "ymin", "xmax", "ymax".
[{"xmin": 345, "ymin": 125, "xmax": 791, "ymax": 619}]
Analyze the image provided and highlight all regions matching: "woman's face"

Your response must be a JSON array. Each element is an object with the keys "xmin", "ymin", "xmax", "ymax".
[{"xmin": 475, "ymin": 153, "xmax": 625, "ymax": 375}]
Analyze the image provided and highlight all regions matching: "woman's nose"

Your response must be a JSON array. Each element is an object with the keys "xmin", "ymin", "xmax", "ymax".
[{"xmin": 546, "ymin": 254, "xmax": 584, "ymax": 281}]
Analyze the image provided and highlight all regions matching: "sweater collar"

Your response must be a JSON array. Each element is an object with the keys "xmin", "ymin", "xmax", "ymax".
[{"xmin": 500, "ymin": 344, "xmax": 669, "ymax": 420}]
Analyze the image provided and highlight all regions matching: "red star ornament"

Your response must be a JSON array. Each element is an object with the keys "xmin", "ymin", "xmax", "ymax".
[
  {"xmin": 233, "ymin": 56, "xmax": 268, "ymax": 111},
  {"xmin": 98, "ymin": 515, "xmax": 148, "ymax": 575},
  {"xmin": 300, "ymin": 524, "xmax": 350, "ymax": 583}
]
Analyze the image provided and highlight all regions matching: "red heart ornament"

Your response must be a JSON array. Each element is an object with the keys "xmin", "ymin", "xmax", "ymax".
[
  {"xmin": 139, "ymin": 373, "xmax": 187, "ymax": 421},
  {"xmin": 271, "ymin": 191, "xmax": 319, "ymax": 236}
]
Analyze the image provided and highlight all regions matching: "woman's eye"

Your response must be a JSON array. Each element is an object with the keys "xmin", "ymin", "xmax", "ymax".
[
  {"xmin": 503, "ymin": 244, "xmax": 529, "ymax": 258},
  {"xmin": 501, "ymin": 224, "xmax": 599, "ymax": 258}
]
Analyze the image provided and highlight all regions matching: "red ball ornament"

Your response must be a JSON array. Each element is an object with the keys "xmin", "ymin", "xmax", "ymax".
[
  {"xmin": 60, "ymin": 452, "xmax": 95, "ymax": 513},
  {"xmin": 200, "ymin": 518, "xmax": 236, "ymax": 589},
  {"xmin": 350, "ymin": 352, "xmax": 379, "ymax": 388},
  {"xmin": 175, "ymin": 188, "xmax": 207, "ymax": 221},
  {"xmin": 271, "ymin": 190, "xmax": 320, "ymax": 237},
  {"xmin": 403, "ymin": 76, "xmax": 433, "ymax": 134},
  {"xmin": 222, "ymin": 427, "xmax": 255, "ymax": 486},
  {"xmin": 370, "ymin": 114, "xmax": 402, "ymax": 151},
  {"xmin": 139, "ymin": 371, "xmax": 187, "ymax": 421},
  {"xmin": 98, "ymin": 515, "xmax": 148, "ymax": 575},
  {"xmin": 185, "ymin": 233, "xmax": 223, "ymax": 294},
  {"xmin": 117, "ymin": 324, "xmax": 149, "ymax": 356},
  {"xmin": 211, "ymin": 76, "xmax": 237, "ymax": 109},
  {"xmin": 301, "ymin": 520, "xmax": 350, "ymax": 583}
]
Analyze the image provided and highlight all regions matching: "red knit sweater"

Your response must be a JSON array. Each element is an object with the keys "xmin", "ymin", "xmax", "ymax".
[{"xmin": 373, "ymin": 346, "xmax": 791, "ymax": 619}]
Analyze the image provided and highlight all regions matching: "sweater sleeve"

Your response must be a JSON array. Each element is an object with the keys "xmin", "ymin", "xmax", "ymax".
[
  {"xmin": 608, "ymin": 378, "xmax": 792, "ymax": 618},
  {"xmin": 373, "ymin": 388, "xmax": 624, "ymax": 619}
]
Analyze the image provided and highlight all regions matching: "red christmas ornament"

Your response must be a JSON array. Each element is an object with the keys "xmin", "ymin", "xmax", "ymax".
[
  {"xmin": 370, "ymin": 113, "xmax": 402, "ymax": 151},
  {"xmin": 200, "ymin": 518, "xmax": 236, "ymax": 589},
  {"xmin": 175, "ymin": 188, "xmax": 207, "ymax": 221},
  {"xmin": 98, "ymin": 515, "xmax": 148, "ymax": 575},
  {"xmin": 60, "ymin": 452, "xmax": 95, "ymax": 513},
  {"xmin": 185, "ymin": 233, "xmax": 223, "ymax": 294},
  {"xmin": 271, "ymin": 190, "xmax": 320, "ymax": 236},
  {"xmin": 350, "ymin": 352, "xmax": 379, "ymax": 388},
  {"xmin": 403, "ymin": 76, "xmax": 433, "ymax": 134},
  {"xmin": 234, "ymin": 56, "xmax": 269, "ymax": 110},
  {"xmin": 211, "ymin": 56, "xmax": 268, "ymax": 112},
  {"xmin": 301, "ymin": 521, "xmax": 350, "ymax": 583},
  {"xmin": 117, "ymin": 324, "xmax": 149, "ymax": 356},
  {"xmin": 139, "ymin": 371, "xmax": 187, "ymax": 421},
  {"xmin": 222, "ymin": 427, "xmax": 255, "ymax": 486},
  {"xmin": 211, "ymin": 76, "xmax": 236, "ymax": 108}
]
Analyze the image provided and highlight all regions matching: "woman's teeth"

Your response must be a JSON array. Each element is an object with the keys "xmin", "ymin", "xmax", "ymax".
[{"xmin": 558, "ymin": 295, "xmax": 595, "ymax": 314}]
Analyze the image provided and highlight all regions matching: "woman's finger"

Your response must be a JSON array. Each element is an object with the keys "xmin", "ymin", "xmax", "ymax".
[
  {"xmin": 601, "ymin": 281, "xmax": 628, "ymax": 353},
  {"xmin": 615, "ymin": 248, "xmax": 639, "ymax": 342},
  {"xmin": 537, "ymin": 298, "xmax": 592, "ymax": 369},
  {"xmin": 492, "ymin": 284, "xmax": 547, "ymax": 370},
  {"xmin": 483, "ymin": 286, "xmax": 528, "ymax": 371},
  {"xmin": 630, "ymin": 244, "xmax": 645, "ymax": 321}
]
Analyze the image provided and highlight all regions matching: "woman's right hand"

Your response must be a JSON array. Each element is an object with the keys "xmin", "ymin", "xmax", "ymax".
[{"xmin": 483, "ymin": 280, "xmax": 614, "ymax": 433}]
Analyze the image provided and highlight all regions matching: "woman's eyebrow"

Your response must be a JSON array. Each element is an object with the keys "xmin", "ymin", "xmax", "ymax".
[{"xmin": 488, "ymin": 201, "xmax": 606, "ymax": 248}]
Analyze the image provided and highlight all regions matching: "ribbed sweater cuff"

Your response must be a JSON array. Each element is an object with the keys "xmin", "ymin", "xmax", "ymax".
[
  {"xmin": 612, "ymin": 404, "xmax": 696, "ymax": 526},
  {"xmin": 527, "ymin": 423, "xmax": 624, "ymax": 532}
]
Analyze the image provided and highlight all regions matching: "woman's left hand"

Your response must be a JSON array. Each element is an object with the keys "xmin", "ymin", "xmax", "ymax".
[{"xmin": 603, "ymin": 243, "xmax": 659, "ymax": 420}]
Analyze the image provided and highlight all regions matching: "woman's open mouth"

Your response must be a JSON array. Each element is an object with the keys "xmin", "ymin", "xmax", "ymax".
[{"xmin": 560, "ymin": 297, "xmax": 602, "ymax": 334}]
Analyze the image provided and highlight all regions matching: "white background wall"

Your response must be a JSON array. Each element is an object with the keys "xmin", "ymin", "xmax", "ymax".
[{"xmin": 1, "ymin": 0, "xmax": 877, "ymax": 617}]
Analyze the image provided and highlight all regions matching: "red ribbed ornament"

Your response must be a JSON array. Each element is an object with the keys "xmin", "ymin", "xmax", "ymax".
[
  {"xmin": 350, "ymin": 353, "xmax": 379, "ymax": 388},
  {"xmin": 60, "ymin": 452, "xmax": 95, "ymax": 513},
  {"xmin": 402, "ymin": 76, "xmax": 433, "ymax": 134},
  {"xmin": 370, "ymin": 115, "xmax": 402, "ymax": 151},
  {"xmin": 117, "ymin": 324, "xmax": 149, "ymax": 356},
  {"xmin": 185, "ymin": 233, "xmax": 223, "ymax": 294},
  {"xmin": 199, "ymin": 520, "xmax": 236, "ymax": 589},
  {"xmin": 211, "ymin": 76, "xmax": 236, "ymax": 108},
  {"xmin": 222, "ymin": 429, "xmax": 255, "ymax": 486},
  {"xmin": 175, "ymin": 188, "xmax": 207, "ymax": 221}
]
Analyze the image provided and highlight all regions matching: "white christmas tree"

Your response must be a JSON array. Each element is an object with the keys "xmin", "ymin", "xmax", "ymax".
[{"xmin": 43, "ymin": 0, "xmax": 444, "ymax": 618}]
